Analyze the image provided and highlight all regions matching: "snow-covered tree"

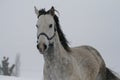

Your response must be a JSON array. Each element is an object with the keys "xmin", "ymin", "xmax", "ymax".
[
  {"xmin": 0, "ymin": 56, "xmax": 15, "ymax": 76},
  {"xmin": 0, "ymin": 64, "xmax": 2, "ymax": 75},
  {"xmin": 14, "ymin": 54, "xmax": 21, "ymax": 77}
]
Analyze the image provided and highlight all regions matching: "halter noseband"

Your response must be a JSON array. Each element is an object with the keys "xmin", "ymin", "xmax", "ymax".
[
  {"xmin": 37, "ymin": 28, "xmax": 56, "ymax": 44},
  {"xmin": 37, "ymin": 32, "xmax": 56, "ymax": 41}
]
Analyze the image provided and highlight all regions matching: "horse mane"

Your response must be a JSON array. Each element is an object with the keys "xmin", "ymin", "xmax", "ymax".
[
  {"xmin": 53, "ymin": 15, "xmax": 71, "ymax": 52},
  {"xmin": 38, "ymin": 9, "xmax": 71, "ymax": 52},
  {"xmin": 37, "ymin": 9, "xmax": 48, "ymax": 18}
]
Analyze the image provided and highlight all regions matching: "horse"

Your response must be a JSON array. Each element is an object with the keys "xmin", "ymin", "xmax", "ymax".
[{"xmin": 34, "ymin": 6, "xmax": 120, "ymax": 80}]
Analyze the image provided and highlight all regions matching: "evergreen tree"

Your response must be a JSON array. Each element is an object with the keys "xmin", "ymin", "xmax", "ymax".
[{"xmin": 1, "ymin": 56, "xmax": 15, "ymax": 76}]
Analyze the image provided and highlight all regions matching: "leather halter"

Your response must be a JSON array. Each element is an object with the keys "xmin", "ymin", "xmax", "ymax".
[{"xmin": 37, "ymin": 28, "xmax": 56, "ymax": 43}]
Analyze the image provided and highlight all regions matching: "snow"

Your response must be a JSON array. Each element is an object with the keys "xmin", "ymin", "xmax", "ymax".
[{"xmin": 0, "ymin": 75, "xmax": 40, "ymax": 80}]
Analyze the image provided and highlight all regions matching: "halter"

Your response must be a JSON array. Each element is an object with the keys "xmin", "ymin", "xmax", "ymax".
[{"xmin": 37, "ymin": 28, "xmax": 56, "ymax": 45}]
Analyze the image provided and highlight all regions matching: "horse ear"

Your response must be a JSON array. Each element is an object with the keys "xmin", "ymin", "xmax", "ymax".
[
  {"xmin": 49, "ymin": 6, "xmax": 55, "ymax": 16},
  {"xmin": 34, "ymin": 6, "xmax": 39, "ymax": 16}
]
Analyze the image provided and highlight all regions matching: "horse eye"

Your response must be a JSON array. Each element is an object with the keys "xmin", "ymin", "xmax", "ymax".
[{"xmin": 49, "ymin": 24, "xmax": 52, "ymax": 28}]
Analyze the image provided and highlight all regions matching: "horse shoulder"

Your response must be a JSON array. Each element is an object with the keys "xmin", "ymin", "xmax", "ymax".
[{"xmin": 70, "ymin": 45, "xmax": 106, "ymax": 80}]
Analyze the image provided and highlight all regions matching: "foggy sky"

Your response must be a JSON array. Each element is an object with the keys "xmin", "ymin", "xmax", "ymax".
[{"xmin": 0, "ymin": 0, "xmax": 120, "ymax": 79}]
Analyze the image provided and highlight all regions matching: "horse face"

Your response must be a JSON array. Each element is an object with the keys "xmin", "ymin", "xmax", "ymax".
[{"xmin": 35, "ymin": 7, "xmax": 56, "ymax": 54}]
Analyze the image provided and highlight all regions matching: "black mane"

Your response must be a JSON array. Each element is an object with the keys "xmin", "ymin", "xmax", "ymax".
[
  {"xmin": 37, "ymin": 9, "xmax": 49, "ymax": 18},
  {"xmin": 38, "ymin": 9, "xmax": 71, "ymax": 52},
  {"xmin": 53, "ymin": 15, "xmax": 71, "ymax": 52}
]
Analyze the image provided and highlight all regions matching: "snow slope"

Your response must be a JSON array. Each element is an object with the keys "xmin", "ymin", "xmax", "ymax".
[{"xmin": 0, "ymin": 75, "xmax": 40, "ymax": 80}]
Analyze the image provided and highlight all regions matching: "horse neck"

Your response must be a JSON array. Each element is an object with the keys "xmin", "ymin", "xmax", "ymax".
[{"xmin": 44, "ymin": 31, "xmax": 68, "ymax": 64}]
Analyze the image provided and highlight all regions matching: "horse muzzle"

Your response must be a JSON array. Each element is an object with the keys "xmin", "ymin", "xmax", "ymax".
[{"xmin": 37, "ymin": 43, "xmax": 47, "ymax": 54}]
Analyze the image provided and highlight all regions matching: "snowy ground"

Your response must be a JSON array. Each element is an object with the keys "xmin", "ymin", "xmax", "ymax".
[
  {"xmin": 0, "ymin": 70, "xmax": 42, "ymax": 80},
  {"xmin": 0, "ymin": 73, "xmax": 120, "ymax": 80},
  {"xmin": 0, "ymin": 75, "xmax": 40, "ymax": 80}
]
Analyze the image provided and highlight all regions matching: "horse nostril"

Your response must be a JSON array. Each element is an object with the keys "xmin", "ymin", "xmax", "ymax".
[
  {"xmin": 43, "ymin": 43, "xmax": 47, "ymax": 50},
  {"xmin": 37, "ymin": 44, "xmax": 39, "ymax": 49}
]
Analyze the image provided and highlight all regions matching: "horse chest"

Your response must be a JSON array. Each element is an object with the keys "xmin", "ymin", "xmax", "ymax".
[{"xmin": 44, "ymin": 58, "xmax": 73, "ymax": 80}]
